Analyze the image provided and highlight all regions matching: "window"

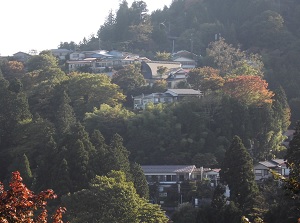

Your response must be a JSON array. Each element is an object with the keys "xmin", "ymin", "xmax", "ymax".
[
  {"xmin": 255, "ymin": 170, "xmax": 262, "ymax": 176},
  {"xmin": 159, "ymin": 175, "xmax": 165, "ymax": 182},
  {"xmin": 263, "ymin": 169, "xmax": 269, "ymax": 176},
  {"xmin": 179, "ymin": 175, "xmax": 184, "ymax": 181},
  {"xmin": 172, "ymin": 175, "xmax": 177, "ymax": 181},
  {"xmin": 166, "ymin": 175, "xmax": 172, "ymax": 181}
]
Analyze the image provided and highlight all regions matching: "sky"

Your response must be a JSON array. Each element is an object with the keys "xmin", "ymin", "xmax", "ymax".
[{"xmin": 0, "ymin": 0, "xmax": 173, "ymax": 56}]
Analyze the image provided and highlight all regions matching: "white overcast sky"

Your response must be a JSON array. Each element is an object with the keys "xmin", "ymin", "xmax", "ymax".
[{"xmin": 0, "ymin": 0, "xmax": 173, "ymax": 56}]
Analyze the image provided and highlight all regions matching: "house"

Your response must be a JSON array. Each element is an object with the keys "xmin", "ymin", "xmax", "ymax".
[
  {"xmin": 172, "ymin": 57, "xmax": 196, "ymax": 69},
  {"xmin": 165, "ymin": 89, "xmax": 202, "ymax": 99},
  {"xmin": 67, "ymin": 58, "xmax": 98, "ymax": 72},
  {"xmin": 166, "ymin": 68, "xmax": 188, "ymax": 88},
  {"xmin": 142, "ymin": 165, "xmax": 197, "ymax": 205},
  {"xmin": 253, "ymin": 159, "xmax": 289, "ymax": 181},
  {"xmin": 68, "ymin": 50, "xmax": 141, "ymax": 73},
  {"xmin": 172, "ymin": 50, "xmax": 198, "ymax": 69},
  {"xmin": 13, "ymin": 51, "xmax": 32, "ymax": 63},
  {"xmin": 133, "ymin": 89, "xmax": 202, "ymax": 110},
  {"xmin": 141, "ymin": 165, "xmax": 223, "ymax": 207},
  {"xmin": 141, "ymin": 61, "xmax": 182, "ymax": 86},
  {"xmin": 51, "ymin": 49, "xmax": 72, "ymax": 60},
  {"xmin": 142, "ymin": 165, "xmax": 197, "ymax": 185},
  {"xmin": 69, "ymin": 52, "xmax": 86, "ymax": 60}
]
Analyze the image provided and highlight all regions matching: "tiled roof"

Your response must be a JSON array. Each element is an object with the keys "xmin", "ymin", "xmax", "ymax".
[
  {"xmin": 166, "ymin": 89, "xmax": 201, "ymax": 95},
  {"xmin": 258, "ymin": 159, "xmax": 285, "ymax": 168},
  {"xmin": 141, "ymin": 165, "xmax": 196, "ymax": 174}
]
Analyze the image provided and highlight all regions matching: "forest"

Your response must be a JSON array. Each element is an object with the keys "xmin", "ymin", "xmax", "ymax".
[{"xmin": 1, "ymin": 0, "xmax": 300, "ymax": 222}]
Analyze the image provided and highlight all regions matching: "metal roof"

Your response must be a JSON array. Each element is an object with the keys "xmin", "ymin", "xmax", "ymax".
[{"xmin": 141, "ymin": 165, "xmax": 196, "ymax": 174}]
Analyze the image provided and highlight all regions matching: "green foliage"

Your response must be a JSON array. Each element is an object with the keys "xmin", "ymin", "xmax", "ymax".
[
  {"xmin": 26, "ymin": 53, "xmax": 59, "ymax": 72},
  {"xmin": 220, "ymin": 136, "xmax": 256, "ymax": 202},
  {"xmin": 220, "ymin": 136, "xmax": 265, "ymax": 220},
  {"xmin": 130, "ymin": 162, "xmax": 149, "ymax": 199},
  {"xmin": 8, "ymin": 154, "xmax": 33, "ymax": 187},
  {"xmin": 112, "ymin": 63, "xmax": 146, "ymax": 94},
  {"xmin": 155, "ymin": 51, "xmax": 171, "ymax": 61},
  {"xmin": 172, "ymin": 202, "xmax": 197, "ymax": 223},
  {"xmin": 108, "ymin": 133, "xmax": 132, "ymax": 180},
  {"xmin": 84, "ymin": 103, "xmax": 134, "ymax": 140},
  {"xmin": 0, "ymin": 78, "xmax": 32, "ymax": 147},
  {"xmin": 62, "ymin": 171, "xmax": 168, "ymax": 223},
  {"xmin": 65, "ymin": 72, "xmax": 125, "ymax": 119},
  {"xmin": 285, "ymin": 121, "xmax": 300, "ymax": 195}
]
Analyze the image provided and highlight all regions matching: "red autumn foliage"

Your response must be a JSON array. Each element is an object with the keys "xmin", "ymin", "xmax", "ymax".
[
  {"xmin": 223, "ymin": 75, "xmax": 274, "ymax": 106},
  {"xmin": 0, "ymin": 171, "xmax": 67, "ymax": 223}
]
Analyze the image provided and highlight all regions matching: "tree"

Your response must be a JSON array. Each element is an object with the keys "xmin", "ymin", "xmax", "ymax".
[
  {"xmin": 206, "ymin": 38, "xmax": 264, "ymax": 77},
  {"xmin": 155, "ymin": 51, "xmax": 171, "ymax": 61},
  {"xmin": 187, "ymin": 67, "xmax": 224, "ymax": 94},
  {"xmin": 108, "ymin": 133, "xmax": 132, "ymax": 180},
  {"xmin": 54, "ymin": 90, "xmax": 76, "ymax": 136},
  {"xmin": 220, "ymin": 136, "xmax": 265, "ymax": 220},
  {"xmin": 222, "ymin": 76, "xmax": 274, "ymax": 106},
  {"xmin": 112, "ymin": 63, "xmax": 146, "ymax": 94},
  {"xmin": 0, "ymin": 78, "xmax": 32, "ymax": 147},
  {"xmin": 157, "ymin": 66, "xmax": 168, "ymax": 79},
  {"xmin": 62, "ymin": 171, "xmax": 168, "ymax": 223},
  {"xmin": 84, "ymin": 103, "xmax": 134, "ymax": 141},
  {"xmin": 172, "ymin": 202, "xmax": 197, "ymax": 223},
  {"xmin": 0, "ymin": 171, "xmax": 66, "ymax": 223},
  {"xmin": 1, "ymin": 60, "xmax": 25, "ymax": 81},
  {"xmin": 26, "ymin": 53, "xmax": 59, "ymax": 72},
  {"xmin": 66, "ymin": 72, "xmax": 125, "ymax": 119},
  {"xmin": 8, "ymin": 154, "xmax": 33, "ymax": 187},
  {"xmin": 130, "ymin": 162, "xmax": 149, "ymax": 199},
  {"xmin": 285, "ymin": 121, "xmax": 300, "ymax": 195}
]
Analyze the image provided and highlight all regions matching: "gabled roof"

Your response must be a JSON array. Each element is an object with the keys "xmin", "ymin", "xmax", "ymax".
[
  {"xmin": 257, "ymin": 159, "xmax": 286, "ymax": 168},
  {"xmin": 141, "ymin": 165, "xmax": 196, "ymax": 174}
]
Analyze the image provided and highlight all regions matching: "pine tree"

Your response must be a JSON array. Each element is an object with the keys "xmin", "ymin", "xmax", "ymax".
[
  {"xmin": 220, "ymin": 136, "xmax": 264, "ymax": 220},
  {"xmin": 55, "ymin": 90, "xmax": 76, "ymax": 136},
  {"xmin": 51, "ymin": 158, "xmax": 71, "ymax": 195},
  {"xmin": 108, "ymin": 133, "xmax": 132, "ymax": 180},
  {"xmin": 8, "ymin": 154, "xmax": 33, "ymax": 187},
  {"xmin": 90, "ymin": 130, "xmax": 109, "ymax": 176},
  {"xmin": 130, "ymin": 162, "xmax": 149, "ymax": 199}
]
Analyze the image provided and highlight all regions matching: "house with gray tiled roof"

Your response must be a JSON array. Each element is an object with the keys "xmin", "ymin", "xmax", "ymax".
[
  {"xmin": 253, "ymin": 159, "xmax": 289, "ymax": 181},
  {"xmin": 142, "ymin": 165, "xmax": 197, "ymax": 184},
  {"xmin": 141, "ymin": 165, "xmax": 223, "ymax": 206},
  {"xmin": 133, "ymin": 89, "xmax": 202, "ymax": 110}
]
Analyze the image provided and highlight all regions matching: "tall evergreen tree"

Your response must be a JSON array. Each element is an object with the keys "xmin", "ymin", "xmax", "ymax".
[
  {"xmin": 51, "ymin": 158, "xmax": 71, "ymax": 195},
  {"xmin": 89, "ymin": 130, "xmax": 109, "ymax": 176},
  {"xmin": 108, "ymin": 133, "xmax": 132, "ymax": 180},
  {"xmin": 220, "ymin": 136, "xmax": 264, "ymax": 220},
  {"xmin": 55, "ymin": 90, "xmax": 76, "ymax": 136},
  {"xmin": 8, "ymin": 154, "xmax": 33, "ymax": 187},
  {"xmin": 130, "ymin": 162, "xmax": 149, "ymax": 199}
]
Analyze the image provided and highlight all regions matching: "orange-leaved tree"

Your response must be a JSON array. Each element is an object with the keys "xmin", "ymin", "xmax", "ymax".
[
  {"xmin": 0, "ymin": 171, "xmax": 67, "ymax": 223},
  {"xmin": 222, "ymin": 75, "xmax": 274, "ymax": 106}
]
